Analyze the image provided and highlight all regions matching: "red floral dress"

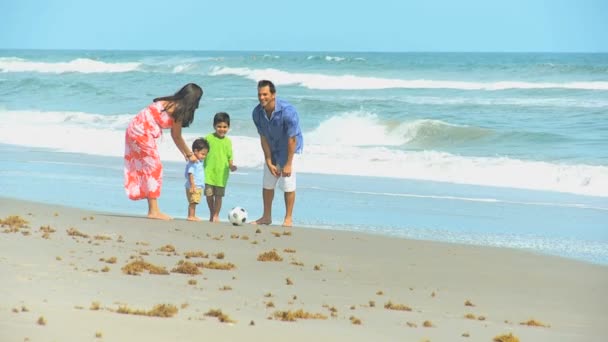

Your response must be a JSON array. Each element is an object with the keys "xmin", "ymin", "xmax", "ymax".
[{"xmin": 124, "ymin": 102, "xmax": 174, "ymax": 200}]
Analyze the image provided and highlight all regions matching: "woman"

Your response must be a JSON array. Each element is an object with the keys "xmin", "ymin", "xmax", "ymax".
[{"xmin": 124, "ymin": 83, "xmax": 203, "ymax": 220}]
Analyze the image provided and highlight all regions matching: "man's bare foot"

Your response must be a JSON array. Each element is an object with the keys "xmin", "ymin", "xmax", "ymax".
[
  {"xmin": 282, "ymin": 218, "xmax": 293, "ymax": 227},
  {"xmin": 148, "ymin": 212, "xmax": 172, "ymax": 220},
  {"xmin": 210, "ymin": 216, "xmax": 220, "ymax": 223},
  {"xmin": 251, "ymin": 217, "xmax": 272, "ymax": 225},
  {"xmin": 187, "ymin": 216, "xmax": 202, "ymax": 222}
]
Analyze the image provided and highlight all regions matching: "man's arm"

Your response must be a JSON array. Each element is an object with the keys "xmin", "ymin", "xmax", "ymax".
[
  {"xmin": 282, "ymin": 136, "xmax": 297, "ymax": 177},
  {"xmin": 260, "ymin": 135, "xmax": 279, "ymax": 176}
]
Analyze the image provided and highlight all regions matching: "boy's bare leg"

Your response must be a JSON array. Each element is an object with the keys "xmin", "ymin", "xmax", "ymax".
[
  {"xmin": 282, "ymin": 191, "xmax": 295, "ymax": 227},
  {"xmin": 212, "ymin": 196, "xmax": 222, "ymax": 222},
  {"xmin": 147, "ymin": 198, "xmax": 172, "ymax": 220},
  {"xmin": 187, "ymin": 203, "xmax": 201, "ymax": 221},
  {"xmin": 206, "ymin": 196, "xmax": 215, "ymax": 222},
  {"xmin": 252, "ymin": 188, "xmax": 273, "ymax": 225}
]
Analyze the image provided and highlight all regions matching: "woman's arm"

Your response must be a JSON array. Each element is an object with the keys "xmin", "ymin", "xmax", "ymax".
[{"xmin": 171, "ymin": 120, "xmax": 197, "ymax": 162}]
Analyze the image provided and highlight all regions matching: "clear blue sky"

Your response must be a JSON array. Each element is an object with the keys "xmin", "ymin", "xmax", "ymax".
[{"xmin": 2, "ymin": 0, "xmax": 607, "ymax": 52}]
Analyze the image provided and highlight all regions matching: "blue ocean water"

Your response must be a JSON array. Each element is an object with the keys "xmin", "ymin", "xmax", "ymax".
[{"xmin": 1, "ymin": 50, "xmax": 607, "ymax": 264}]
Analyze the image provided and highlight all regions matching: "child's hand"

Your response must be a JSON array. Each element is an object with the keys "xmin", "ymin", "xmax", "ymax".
[{"xmin": 230, "ymin": 165, "xmax": 237, "ymax": 172}]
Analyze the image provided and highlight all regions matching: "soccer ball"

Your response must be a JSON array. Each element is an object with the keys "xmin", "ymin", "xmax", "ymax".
[{"xmin": 228, "ymin": 207, "xmax": 248, "ymax": 226}]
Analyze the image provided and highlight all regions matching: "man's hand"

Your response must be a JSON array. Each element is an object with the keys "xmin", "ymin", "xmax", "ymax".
[
  {"xmin": 281, "ymin": 164, "xmax": 292, "ymax": 177},
  {"xmin": 267, "ymin": 162, "xmax": 280, "ymax": 177}
]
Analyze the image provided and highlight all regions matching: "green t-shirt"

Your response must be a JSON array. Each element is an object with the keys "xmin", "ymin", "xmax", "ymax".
[{"xmin": 203, "ymin": 133, "xmax": 233, "ymax": 187}]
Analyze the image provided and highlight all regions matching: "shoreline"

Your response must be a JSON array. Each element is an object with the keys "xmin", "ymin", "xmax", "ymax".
[
  {"xmin": 1, "ymin": 197, "xmax": 607, "ymax": 341},
  {"xmin": 2, "ymin": 141, "xmax": 607, "ymax": 266}
]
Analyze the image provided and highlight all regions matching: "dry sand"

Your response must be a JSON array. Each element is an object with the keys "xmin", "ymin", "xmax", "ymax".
[{"xmin": 1, "ymin": 197, "xmax": 607, "ymax": 342}]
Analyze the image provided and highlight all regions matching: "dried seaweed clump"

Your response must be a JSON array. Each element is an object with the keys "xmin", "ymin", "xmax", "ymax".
[
  {"xmin": 273, "ymin": 309, "xmax": 328, "ymax": 321},
  {"xmin": 204, "ymin": 309, "xmax": 236, "ymax": 323},
  {"xmin": 384, "ymin": 301, "xmax": 412, "ymax": 311},
  {"xmin": 67, "ymin": 227, "xmax": 90, "ymax": 238},
  {"xmin": 40, "ymin": 225, "xmax": 55, "ymax": 239},
  {"xmin": 493, "ymin": 333, "xmax": 520, "ymax": 342},
  {"xmin": 171, "ymin": 260, "xmax": 201, "ymax": 275},
  {"xmin": 1, "ymin": 215, "xmax": 29, "ymax": 232},
  {"xmin": 184, "ymin": 251, "xmax": 209, "ymax": 259},
  {"xmin": 121, "ymin": 260, "xmax": 169, "ymax": 275},
  {"xmin": 117, "ymin": 304, "xmax": 178, "ymax": 318},
  {"xmin": 257, "ymin": 250, "xmax": 283, "ymax": 262},
  {"xmin": 197, "ymin": 260, "xmax": 236, "ymax": 270},
  {"xmin": 100, "ymin": 257, "xmax": 117, "ymax": 264},
  {"xmin": 520, "ymin": 319, "xmax": 549, "ymax": 327},
  {"xmin": 158, "ymin": 244, "xmax": 176, "ymax": 253}
]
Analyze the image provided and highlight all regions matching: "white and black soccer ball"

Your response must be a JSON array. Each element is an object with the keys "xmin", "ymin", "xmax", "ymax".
[{"xmin": 228, "ymin": 206, "xmax": 248, "ymax": 226}]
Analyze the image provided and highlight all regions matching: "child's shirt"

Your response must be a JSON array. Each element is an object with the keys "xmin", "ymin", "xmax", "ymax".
[
  {"xmin": 184, "ymin": 161, "xmax": 204, "ymax": 189},
  {"xmin": 203, "ymin": 133, "xmax": 233, "ymax": 187}
]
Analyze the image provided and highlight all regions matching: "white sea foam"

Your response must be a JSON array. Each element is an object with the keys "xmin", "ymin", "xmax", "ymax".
[
  {"xmin": 0, "ymin": 57, "xmax": 141, "ymax": 73},
  {"xmin": 1, "ymin": 109, "xmax": 607, "ymax": 197},
  {"xmin": 209, "ymin": 66, "xmax": 608, "ymax": 91}
]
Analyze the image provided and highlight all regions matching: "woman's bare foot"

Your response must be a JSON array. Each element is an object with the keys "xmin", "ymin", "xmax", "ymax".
[
  {"xmin": 187, "ymin": 216, "xmax": 202, "ymax": 222},
  {"xmin": 282, "ymin": 218, "xmax": 293, "ymax": 227},
  {"xmin": 251, "ymin": 217, "xmax": 272, "ymax": 225},
  {"xmin": 210, "ymin": 216, "xmax": 220, "ymax": 223},
  {"xmin": 147, "ymin": 212, "xmax": 172, "ymax": 220}
]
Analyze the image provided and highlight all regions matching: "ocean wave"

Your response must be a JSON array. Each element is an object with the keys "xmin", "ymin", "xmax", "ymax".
[
  {"xmin": 209, "ymin": 66, "xmax": 608, "ymax": 91},
  {"xmin": 306, "ymin": 55, "xmax": 366, "ymax": 63},
  {"xmin": 1, "ymin": 109, "xmax": 606, "ymax": 197},
  {"xmin": 0, "ymin": 57, "xmax": 141, "ymax": 74},
  {"xmin": 306, "ymin": 111, "xmax": 492, "ymax": 147}
]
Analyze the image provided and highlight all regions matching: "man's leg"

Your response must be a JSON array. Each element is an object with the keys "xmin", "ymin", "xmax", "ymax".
[
  {"xmin": 283, "ymin": 191, "xmax": 295, "ymax": 227},
  {"xmin": 253, "ymin": 164, "xmax": 277, "ymax": 225},
  {"xmin": 253, "ymin": 188, "xmax": 274, "ymax": 225}
]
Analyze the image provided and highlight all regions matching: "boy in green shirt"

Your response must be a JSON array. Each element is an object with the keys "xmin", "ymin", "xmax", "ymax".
[{"xmin": 204, "ymin": 112, "xmax": 237, "ymax": 222}]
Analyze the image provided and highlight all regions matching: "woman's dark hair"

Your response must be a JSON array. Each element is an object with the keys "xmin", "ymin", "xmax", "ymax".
[
  {"xmin": 213, "ymin": 112, "xmax": 231, "ymax": 127},
  {"xmin": 154, "ymin": 83, "xmax": 203, "ymax": 127},
  {"xmin": 257, "ymin": 80, "xmax": 276, "ymax": 94}
]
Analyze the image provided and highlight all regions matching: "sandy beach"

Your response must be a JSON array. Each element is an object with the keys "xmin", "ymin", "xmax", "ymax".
[{"xmin": 1, "ymin": 197, "xmax": 606, "ymax": 342}]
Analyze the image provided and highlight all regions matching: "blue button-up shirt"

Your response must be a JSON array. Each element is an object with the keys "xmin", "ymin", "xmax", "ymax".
[{"xmin": 252, "ymin": 98, "xmax": 303, "ymax": 167}]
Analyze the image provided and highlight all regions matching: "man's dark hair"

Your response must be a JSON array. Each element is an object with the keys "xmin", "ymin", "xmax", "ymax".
[{"xmin": 257, "ymin": 80, "xmax": 276, "ymax": 94}]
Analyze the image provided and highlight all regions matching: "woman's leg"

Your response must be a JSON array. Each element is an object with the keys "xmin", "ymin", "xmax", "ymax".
[{"xmin": 147, "ymin": 198, "xmax": 172, "ymax": 220}]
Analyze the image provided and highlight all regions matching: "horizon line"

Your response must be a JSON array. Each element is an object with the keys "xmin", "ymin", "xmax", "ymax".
[{"xmin": 1, "ymin": 47, "xmax": 607, "ymax": 54}]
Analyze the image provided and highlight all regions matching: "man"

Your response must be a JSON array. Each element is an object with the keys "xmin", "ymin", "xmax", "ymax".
[{"xmin": 251, "ymin": 80, "xmax": 303, "ymax": 227}]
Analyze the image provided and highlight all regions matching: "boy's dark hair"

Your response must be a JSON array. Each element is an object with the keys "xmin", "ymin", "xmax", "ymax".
[
  {"xmin": 213, "ymin": 112, "xmax": 231, "ymax": 127},
  {"xmin": 257, "ymin": 80, "xmax": 276, "ymax": 94},
  {"xmin": 153, "ymin": 83, "xmax": 203, "ymax": 128},
  {"xmin": 192, "ymin": 138, "xmax": 209, "ymax": 152}
]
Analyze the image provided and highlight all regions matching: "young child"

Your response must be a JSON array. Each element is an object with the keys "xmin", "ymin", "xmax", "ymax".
[
  {"xmin": 185, "ymin": 138, "xmax": 209, "ymax": 221},
  {"xmin": 204, "ymin": 112, "xmax": 237, "ymax": 222}
]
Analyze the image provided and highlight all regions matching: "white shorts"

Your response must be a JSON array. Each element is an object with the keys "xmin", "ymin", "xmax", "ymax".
[{"xmin": 263, "ymin": 157, "xmax": 297, "ymax": 192}]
